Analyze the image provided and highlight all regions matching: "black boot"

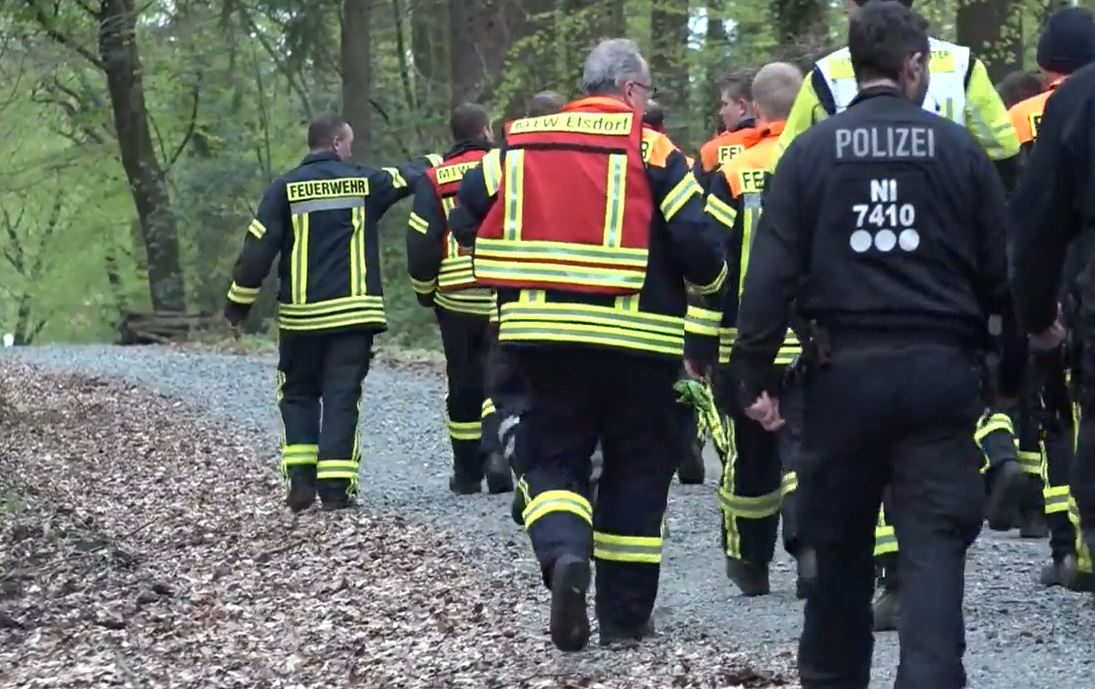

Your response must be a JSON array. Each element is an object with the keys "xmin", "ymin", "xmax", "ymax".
[
  {"xmin": 1020, "ymin": 509, "xmax": 1049, "ymax": 539},
  {"xmin": 677, "ymin": 430, "xmax": 705, "ymax": 485},
  {"xmin": 986, "ymin": 460, "xmax": 1025, "ymax": 531},
  {"xmin": 795, "ymin": 546, "xmax": 818, "ymax": 600},
  {"xmin": 448, "ymin": 473, "xmax": 482, "ymax": 495},
  {"xmin": 484, "ymin": 450, "xmax": 514, "ymax": 494},
  {"xmin": 284, "ymin": 465, "xmax": 317, "ymax": 513},
  {"xmin": 726, "ymin": 557, "xmax": 770, "ymax": 596},
  {"xmin": 318, "ymin": 478, "xmax": 358, "ymax": 511},
  {"xmin": 1040, "ymin": 554, "xmax": 1079, "ymax": 588},
  {"xmin": 599, "ymin": 617, "xmax": 656, "ymax": 648},
  {"xmin": 549, "ymin": 555, "xmax": 591, "ymax": 652}
]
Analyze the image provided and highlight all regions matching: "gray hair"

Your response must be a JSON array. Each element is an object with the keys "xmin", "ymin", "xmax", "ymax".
[{"xmin": 581, "ymin": 38, "xmax": 647, "ymax": 96}]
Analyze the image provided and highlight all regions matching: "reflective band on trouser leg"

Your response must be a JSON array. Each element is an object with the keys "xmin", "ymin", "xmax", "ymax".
[
  {"xmin": 1069, "ymin": 496, "xmax": 1093, "ymax": 574},
  {"xmin": 280, "ymin": 444, "xmax": 318, "ymax": 483},
  {"xmin": 781, "ymin": 471, "xmax": 799, "ymax": 496},
  {"xmin": 522, "ymin": 489, "xmax": 593, "ymax": 530},
  {"xmin": 593, "ymin": 531, "xmax": 662, "ymax": 564},
  {"xmin": 874, "ymin": 507, "xmax": 898, "ymax": 556},
  {"xmin": 316, "ymin": 459, "xmax": 360, "ymax": 484},
  {"xmin": 445, "ymin": 408, "xmax": 482, "ymax": 442},
  {"xmin": 1044, "ymin": 485, "xmax": 1071, "ymax": 515},
  {"xmin": 481, "ymin": 398, "xmax": 497, "ymax": 420},
  {"xmin": 1018, "ymin": 449, "xmax": 1043, "ymax": 477}
]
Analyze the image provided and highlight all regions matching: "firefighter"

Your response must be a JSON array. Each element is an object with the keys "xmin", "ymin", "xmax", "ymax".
[
  {"xmin": 452, "ymin": 38, "xmax": 727, "ymax": 651},
  {"xmin": 693, "ymin": 70, "xmax": 762, "ymax": 191},
  {"xmin": 1010, "ymin": 17, "xmax": 1095, "ymax": 603},
  {"xmin": 996, "ymin": 71, "xmax": 1043, "ymax": 109},
  {"xmin": 705, "ymin": 62, "xmax": 804, "ymax": 596},
  {"xmin": 774, "ymin": 0, "xmax": 1024, "ymax": 629},
  {"xmin": 730, "ymin": 4, "xmax": 1025, "ymax": 685},
  {"xmin": 644, "ymin": 97, "xmax": 706, "ymax": 485},
  {"xmin": 225, "ymin": 115, "xmax": 437, "ymax": 512},
  {"xmin": 406, "ymin": 103, "xmax": 512, "ymax": 495},
  {"xmin": 1007, "ymin": 6, "xmax": 1095, "ymax": 589}
]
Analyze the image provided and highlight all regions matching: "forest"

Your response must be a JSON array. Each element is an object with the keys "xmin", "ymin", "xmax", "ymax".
[{"xmin": 0, "ymin": 0, "xmax": 1079, "ymax": 349}]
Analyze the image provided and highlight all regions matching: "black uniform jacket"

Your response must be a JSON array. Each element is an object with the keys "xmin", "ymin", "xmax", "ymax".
[
  {"xmin": 1010, "ymin": 62, "xmax": 1095, "ymax": 334},
  {"xmin": 729, "ymin": 86, "xmax": 1024, "ymax": 403},
  {"xmin": 225, "ymin": 151, "xmax": 435, "ymax": 333}
]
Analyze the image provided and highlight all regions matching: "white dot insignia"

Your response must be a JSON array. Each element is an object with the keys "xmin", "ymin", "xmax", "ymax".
[{"xmin": 850, "ymin": 230, "xmax": 873, "ymax": 253}]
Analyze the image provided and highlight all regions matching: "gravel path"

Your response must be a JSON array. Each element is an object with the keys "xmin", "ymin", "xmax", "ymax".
[{"xmin": 5, "ymin": 344, "xmax": 1095, "ymax": 687}]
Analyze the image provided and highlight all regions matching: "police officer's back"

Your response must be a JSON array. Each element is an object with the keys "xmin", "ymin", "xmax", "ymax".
[{"xmin": 728, "ymin": 4, "xmax": 1023, "ymax": 687}]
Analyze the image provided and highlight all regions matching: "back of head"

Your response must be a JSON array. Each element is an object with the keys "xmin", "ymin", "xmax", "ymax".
[
  {"xmin": 848, "ymin": 0, "xmax": 930, "ymax": 83},
  {"xmin": 996, "ymin": 71, "xmax": 1044, "ymax": 108},
  {"xmin": 1037, "ymin": 7, "xmax": 1095, "ymax": 76},
  {"xmin": 307, "ymin": 115, "xmax": 349, "ymax": 150},
  {"xmin": 451, "ymin": 102, "xmax": 491, "ymax": 142},
  {"xmin": 643, "ymin": 99, "xmax": 666, "ymax": 131},
  {"xmin": 526, "ymin": 90, "xmax": 565, "ymax": 117},
  {"xmin": 719, "ymin": 68, "xmax": 755, "ymax": 102},
  {"xmin": 752, "ymin": 62, "xmax": 803, "ymax": 122},
  {"xmin": 581, "ymin": 38, "xmax": 646, "ymax": 96}
]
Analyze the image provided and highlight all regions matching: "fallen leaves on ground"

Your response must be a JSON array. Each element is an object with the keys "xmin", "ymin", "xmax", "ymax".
[{"xmin": 0, "ymin": 362, "xmax": 796, "ymax": 688}]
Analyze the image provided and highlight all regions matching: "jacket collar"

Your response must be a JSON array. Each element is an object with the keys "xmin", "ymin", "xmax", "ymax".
[
  {"xmin": 445, "ymin": 138, "xmax": 493, "ymax": 159},
  {"xmin": 848, "ymin": 85, "xmax": 905, "ymax": 108},
  {"xmin": 301, "ymin": 150, "xmax": 340, "ymax": 165},
  {"xmin": 563, "ymin": 96, "xmax": 637, "ymax": 113}
]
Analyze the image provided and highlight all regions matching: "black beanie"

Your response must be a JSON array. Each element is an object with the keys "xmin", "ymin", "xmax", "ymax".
[{"xmin": 1037, "ymin": 8, "xmax": 1095, "ymax": 75}]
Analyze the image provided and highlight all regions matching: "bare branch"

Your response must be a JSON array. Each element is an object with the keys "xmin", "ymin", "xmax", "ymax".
[
  {"xmin": 25, "ymin": 0, "xmax": 106, "ymax": 71},
  {"xmin": 369, "ymin": 99, "xmax": 413, "ymax": 159},
  {"xmin": 0, "ymin": 205, "xmax": 26, "ymax": 273},
  {"xmin": 235, "ymin": 0, "xmax": 313, "ymax": 118},
  {"xmin": 28, "ymin": 318, "xmax": 48, "ymax": 343},
  {"xmin": 166, "ymin": 78, "xmax": 201, "ymax": 170},
  {"xmin": 29, "ymin": 193, "xmax": 64, "ymax": 279},
  {"xmin": 147, "ymin": 109, "xmax": 169, "ymax": 172},
  {"xmin": 72, "ymin": 0, "xmax": 99, "ymax": 17}
]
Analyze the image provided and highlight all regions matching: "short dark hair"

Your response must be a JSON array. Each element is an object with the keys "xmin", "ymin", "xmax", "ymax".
[
  {"xmin": 719, "ymin": 69, "xmax": 755, "ymax": 101},
  {"xmin": 996, "ymin": 71, "xmax": 1044, "ymax": 109},
  {"xmin": 307, "ymin": 115, "xmax": 349, "ymax": 149},
  {"xmin": 526, "ymin": 90, "xmax": 565, "ymax": 117},
  {"xmin": 848, "ymin": 0, "xmax": 930, "ymax": 83},
  {"xmin": 643, "ymin": 99, "xmax": 666, "ymax": 130},
  {"xmin": 451, "ymin": 103, "xmax": 491, "ymax": 141}
]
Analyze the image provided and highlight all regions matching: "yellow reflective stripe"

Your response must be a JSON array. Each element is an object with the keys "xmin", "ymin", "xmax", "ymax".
[
  {"xmin": 290, "ymin": 212, "xmax": 310, "ymax": 304},
  {"xmin": 684, "ymin": 304, "xmax": 721, "ymax": 336},
  {"xmin": 474, "ymin": 258, "xmax": 646, "ymax": 291},
  {"xmin": 410, "ymin": 276, "xmax": 436, "ymax": 295},
  {"xmin": 475, "ymin": 238, "xmax": 647, "ymax": 265},
  {"xmin": 704, "ymin": 194, "xmax": 738, "ymax": 229},
  {"xmin": 974, "ymin": 412, "xmax": 1014, "ymax": 443},
  {"xmin": 383, "ymin": 166, "xmax": 407, "ymax": 189},
  {"xmin": 781, "ymin": 471, "xmax": 798, "ymax": 495},
  {"xmin": 1044, "ymin": 485, "xmax": 1071, "ymax": 514},
  {"xmin": 481, "ymin": 398, "xmax": 496, "ymax": 419},
  {"xmin": 316, "ymin": 458, "xmax": 360, "ymax": 481},
  {"xmin": 277, "ymin": 295, "xmax": 385, "ymax": 331},
  {"xmin": 593, "ymin": 531, "xmax": 662, "ymax": 564},
  {"xmin": 408, "ymin": 211, "xmax": 429, "ymax": 234},
  {"xmin": 717, "ymin": 326, "xmax": 739, "ymax": 364},
  {"xmin": 445, "ymin": 408, "xmax": 482, "ymax": 441},
  {"xmin": 523, "ymin": 489, "xmax": 593, "ymax": 529},
  {"xmin": 660, "ymin": 173, "xmax": 701, "ymax": 221},
  {"xmin": 227, "ymin": 281, "xmax": 261, "ymax": 305},
  {"xmin": 482, "ymin": 149, "xmax": 502, "ymax": 196},
  {"xmin": 874, "ymin": 523, "xmax": 899, "ymax": 555},
  {"xmin": 691, "ymin": 262, "xmax": 728, "ymax": 296},
  {"xmin": 718, "ymin": 486, "xmax": 782, "ymax": 518},
  {"xmin": 349, "ymin": 206, "xmax": 366, "ymax": 296},
  {"xmin": 502, "ymin": 150, "xmax": 525, "ymax": 241},
  {"xmin": 1018, "ymin": 449, "xmax": 1043, "ymax": 476},
  {"xmin": 248, "ymin": 218, "xmax": 267, "ymax": 239},
  {"xmin": 434, "ymin": 290, "xmax": 495, "ymax": 316},
  {"xmin": 441, "ymin": 196, "xmax": 457, "ymax": 219},
  {"xmin": 438, "ymin": 255, "xmax": 476, "ymax": 288},
  {"xmin": 602, "ymin": 153, "xmax": 627, "ymax": 248},
  {"xmin": 281, "ymin": 444, "xmax": 318, "ymax": 467}
]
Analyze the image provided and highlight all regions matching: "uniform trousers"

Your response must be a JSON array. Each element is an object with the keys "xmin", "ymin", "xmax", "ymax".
[
  {"xmin": 436, "ymin": 307, "xmax": 491, "ymax": 480},
  {"xmin": 797, "ymin": 342, "xmax": 984, "ymax": 689}
]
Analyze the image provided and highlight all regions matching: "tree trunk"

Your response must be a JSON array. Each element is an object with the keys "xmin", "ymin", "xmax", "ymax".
[
  {"xmin": 956, "ymin": 0, "xmax": 1022, "ymax": 83},
  {"xmin": 704, "ymin": 0, "xmax": 728, "ymax": 135},
  {"xmin": 450, "ymin": 0, "xmax": 510, "ymax": 108},
  {"xmin": 562, "ymin": 0, "xmax": 625, "ymax": 85},
  {"xmin": 412, "ymin": 0, "xmax": 450, "ymax": 109},
  {"xmin": 98, "ymin": 0, "xmax": 187, "ymax": 312},
  {"xmin": 341, "ymin": 0, "xmax": 373, "ymax": 163},
  {"xmin": 771, "ymin": 0, "xmax": 828, "ymax": 66},
  {"xmin": 650, "ymin": 1, "xmax": 691, "ymax": 142}
]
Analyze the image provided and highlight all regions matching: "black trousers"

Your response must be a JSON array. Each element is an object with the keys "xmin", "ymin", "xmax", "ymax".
[
  {"xmin": 484, "ymin": 325, "xmax": 529, "ymax": 471},
  {"xmin": 797, "ymin": 344, "xmax": 984, "ymax": 689},
  {"xmin": 715, "ymin": 366, "xmax": 801, "ymax": 564},
  {"xmin": 277, "ymin": 329, "xmax": 374, "ymax": 495},
  {"xmin": 516, "ymin": 346, "xmax": 680, "ymax": 630},
  {"xmin": 436, "ymin": 307, "xmax": 491, "ymax": 480}
]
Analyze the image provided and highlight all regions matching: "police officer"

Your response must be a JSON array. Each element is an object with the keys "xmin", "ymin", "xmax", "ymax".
[
  {"xmin": 225, "ymin": 115, "xmax": 436, "ymax": 512},
  {"xmin": 693, "ymin": 70, "xmax": 762, "ymax": 191},
  {"xmin": 1006, "ymin": 7, "xmax": 1095, "ymax": 588},
  {"xmin": 453, "ymin": 38, "xmax": 727, "ymax": 651},
  {"xmin": 705, "ymin": 62, "xmax": 805, "ymax": 596},
  {"xmin": 406, "ymin": 103, "xmax": 513, "ymax": 495},
  {"xmin": 1010, "ymin": 41, "xmax": 1095, "ymax": 601},
  {"xmin": 729, "ymin": 4, "xmax": 1024, "ymax": 686}
]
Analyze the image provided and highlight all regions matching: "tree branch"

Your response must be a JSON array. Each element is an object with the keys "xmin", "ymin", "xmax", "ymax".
[
  {"xmin": 25, "ymin": 0, "xmax": 106, "ymax": 71},
  {"xmin": 0, "ymin": 205, "xmax": 26, "ymax": 273},
  {"xmin": 28, "ymin": 318, "xmax": 48, "ymax": 344},
  {"xmin": 166, "ymin": 78, "xmax": 201, "ymax": 170},
  {"xmin": 147, "ymin": 109, "xmax": 170, "ymax": 172},
  {"xmin": 368, "ymin": 99, "xmax": 413, "ymax": 158},
  {"xmin": 72, "ymin": 0, "xmax": 99, "ymax": 17},
  {"xmin": 235, "ymin": 0, "xmax": 313, "ymax": 118},
  {"xmin": 29, "ymin": 193, "xmax": 64, "ymax": 279},
  {"xmin": 391, "ymin": 0, "xmax": 426, "ymax": 150}
]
